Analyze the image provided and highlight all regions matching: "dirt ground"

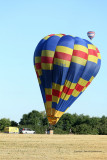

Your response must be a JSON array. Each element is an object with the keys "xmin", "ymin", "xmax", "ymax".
[{"xmin": 0, "ymin": 134, "xmax": 107, "ymax": 160}]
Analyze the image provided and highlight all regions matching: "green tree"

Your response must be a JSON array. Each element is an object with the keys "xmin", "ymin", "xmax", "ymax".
[
  {"xmin": 56, "ymin": 113, "xmax": 73, "ymax": 132},
  {"xmin": 0, "ymin": 118, "xmax": 11, "ymax": 131},
  {"xmin": 75, "ymin": 114, "xmax": 90, "ymax": 125},
  {"xmin": 73, "ymin": 124, "xmax": 92, "ymax": 134},
  {"xmin": 18, "ymin": 110, "xmax": 107, "ymax": 135},
  {"xmin": 99, "ymin": 125, "xmax": 107, "ymax": 135},
  {"xmin": 11, "ymin": 120, "xmax": 18, "ymax": 126},
  {"xmin": 19, "ymin": 114, "xmax": 28, "ymax": 125},
  {"xmin": 19, "ymin": 110, "xmax": 46, "ymax": 133},
  {"xmin": 99, "ymin": 116, "xmax": 107, "ymax": 135}
]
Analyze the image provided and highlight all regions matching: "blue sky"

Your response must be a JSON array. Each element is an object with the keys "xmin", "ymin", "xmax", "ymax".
[{"xmin": 0, "ymin": 0, "xmax": 107, "ymax": 122}]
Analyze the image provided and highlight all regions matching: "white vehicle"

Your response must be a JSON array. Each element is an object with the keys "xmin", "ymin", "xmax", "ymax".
[{"xmin": 20, "ymin": 128, "xmax": 35, "ymax": 134}]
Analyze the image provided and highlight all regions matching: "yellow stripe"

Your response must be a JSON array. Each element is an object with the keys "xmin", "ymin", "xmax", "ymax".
[
  {"xmin": 54, "ymin": 58, "xmax": 70, "ymax": 67},
  {"xmin": 61, "ymin": 92, "xmax": 70, "ymax": 100},
  {"xmin": 34, "ymin": 65, "xmax": 36, "ymax": 71},
  {"xmin": 41, "ymin": 50, "xmax": 55, "ymax": 57},
  {"xmin": 34, "ymin": 65, "xmax": 42, "ymax": 76},
  {"xmin": 72, "ymin": 89, "xmax": 80, "ymax": 97},
  {"xmin": 89, "ymin": 76, "xmax": 94, "ymax": 82},
  {"xmin": 52, "ymin": 96, "xmax": 60, "ymax": 104},
  {"xmin": 65, "ymin": 80, "xmax": 76, "ymax": 89},
  {"xmin": 38, "ymin": 77, "xmax": 41, "ymax": 84},
  {"xmin": 56, "ymin": 46, "xmax": 73, "ymax": 55},
  {"xmin": 46, "ymin": 108, "xmax": 65, "ymax": 125},
  {"xmin": 35, "ymin": 57, "xmax": 41, "ymax": 63},
  {"xmin": 41, "ymin": 63, "xmax": 53, "ymax": 70},
  {"xmin": 74, "ymin": 45, "xmax": 88, "ymax": 54},
  {"xmin": 88, "ymin": 55, "xmax": 98, "ymax": 63},
  {"xmin": 45, "ymin": 101, "xmax": 52, "ymax": 109},
  {"xmin": 82, "ymin": 87, "xmax": 86, "ymax": 92},
  {"xmin": 37, "ymin": 69, "xmax": 42, "ymax": 76},
  {"xmin": 46, "ymin": 108, "xmax": 64, "ymax": 118},
  {"xmin": 72, "ymin": 56, "xmax": 87, "ymax": 66},
  {"xmin": 47, "ymin": 117, "xmax": 59, "ymax": 125},
  {"xmin": 53, "ymin": 109, "xmax": 64, "ymax": 118},
  {"xmin": 78, "ymin": 78, "xmax": 88, "ymax": 86},
  {"xmin": 45, "ymin": 88, "xmax": 52, "ymax": 95},
  {"xmin": 69, "ymin": 35, "xmax": 74, "ymax": 37},
  {"xmin": 55, "ymin": 34, "xmax": 64, "ymax": 37},
  {"xmin": 98, "ymin": 53, "xmax": 101, "ymax": 59},
  {"xmin": 52, "ymin": 83, "xmax": 63, "ymax": 91},
  {"xmin": 43, "ymin": 35, "xmax": 50, "ymax": 40},
  {"xmin": 88, "ymin": 44, "xmax": 96, "ymax": 50}
]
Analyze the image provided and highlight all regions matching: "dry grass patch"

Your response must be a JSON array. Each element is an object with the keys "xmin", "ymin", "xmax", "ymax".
[{"xmin": 0, "ymin": 134, "xmax": 107, "ymax": 160}]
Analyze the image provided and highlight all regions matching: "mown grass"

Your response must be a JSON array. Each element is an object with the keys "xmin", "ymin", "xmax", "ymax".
[{"xmin": 0, "ymin": 133, "xmax": 107, "ymax": 160}]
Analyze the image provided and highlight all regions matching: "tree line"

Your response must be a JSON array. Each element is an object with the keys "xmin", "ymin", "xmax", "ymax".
[{"xmin": 0, "ymin": 110, "xmax": 107, "ymax": 134}]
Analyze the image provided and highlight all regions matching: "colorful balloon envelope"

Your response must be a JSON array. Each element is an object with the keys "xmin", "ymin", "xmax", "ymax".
[
  {"xmin": 87, "ymin": 31, "xmax": 95, "ymax": 40},
  {"xmin": 34, "ymin": 34, "xmax": 101, "ymax": 125}
]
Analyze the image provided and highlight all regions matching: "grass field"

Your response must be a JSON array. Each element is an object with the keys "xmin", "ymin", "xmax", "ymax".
[{"xmin": 0, "ymin": 134, "xmax": 107, "ymax": 160}]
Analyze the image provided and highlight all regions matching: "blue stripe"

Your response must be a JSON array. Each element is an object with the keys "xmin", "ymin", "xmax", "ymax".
[
  {"xmin": 42, "ymin": 35, "xmax": 61, "ymax": 51},
  {"xmin": 66, "ymin": 62, "xmax": 85, "ymax": 83},
  {"xmin": 83, "ymin": 39, "xmax": 92, "ymax": 44},
  {"xmin": 53, "ymin": 65, "xmax": 69, "ymax": 85},
  {"xmin": 40, "ymin": 84, "xmax": 46, "ymax": 103},
  {"xmin": 74, "ymin": 37, "xmax": 88, "ymax": 48},
  {"xmin": 34, "ymin": 39, "xmax": 46, "ymax": 58},
  {"xmin": 81, "ymin": 61, "xmax": 97, "ymax": 81},
  {"xmin": 93, "ymin": 59, "xmax": 101, "ymax": 77},
  {"xmin": 97, "ymin": 59, "xmax": 101, "ymax": 66},
  {"xmin": 57, "ymin": 35, "xmax": 74, "ymax": 49},
  {"xmin": 40, "ymin": 36, "xmax": 61, "ymax": 90},
  {"xmin": 42, "ymin": 70, "xmax": 52, "ymax": 88},
  {"xmin": 52, "ymin": 95, "xmax": 77, "ymax": 112}
]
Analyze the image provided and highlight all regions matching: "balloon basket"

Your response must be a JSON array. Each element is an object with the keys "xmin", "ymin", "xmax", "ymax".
[{"xmin": 47, "ymin": 129, "xmax": 53, "ymax": 135}]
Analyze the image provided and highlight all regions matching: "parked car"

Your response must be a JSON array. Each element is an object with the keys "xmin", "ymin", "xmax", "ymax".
[{"xmin": 19, "ymin": 128, "xmax": 36, "ymax": 134}]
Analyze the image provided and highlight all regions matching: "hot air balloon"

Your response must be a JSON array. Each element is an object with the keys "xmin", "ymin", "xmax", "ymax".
[
  {"xmin": 34, "ymin": 34, "xmax": 101, "ymax": 125},
  {"xmin": 87, "ymin": 31, "xmax": 95, "ymax": 40}
]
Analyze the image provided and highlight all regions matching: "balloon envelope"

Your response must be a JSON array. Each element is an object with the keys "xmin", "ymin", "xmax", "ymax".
[
  {"xmin": 87, "ymin": 31, "xmax": 95, "ymax": 40},
  {"xmin": 34, "ymin": 34, "xmax": 101, "ymax": 125}
]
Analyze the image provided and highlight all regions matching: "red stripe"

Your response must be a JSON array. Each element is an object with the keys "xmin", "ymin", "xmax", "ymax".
[
  {"xmin": 63, "ymin": 86, "xmax": 74, "ymax": 95},
  {"xmin": 88, "ymin": 31, "xmax": 95, "ymax": 34},
  {"xmin": 75, "ymin": 84, "xmax": 84, "ymax": 92},
  {"xmin": 35, "ymin": 63, "xmax": 41, "ymax": 69},
  {"xmin": 55, "ymin": 52, "xmax": 72, "ymax": 61},
  {"xmin": 41, "ymin": 56, "xmax": 53, "ymax": 63},
  {"xmin": 96, "ymin": 48, "xmax": 100, "ymax": 53},
  {"xmin": 73, "ymin": 50, "xmax": 88, "ymax": 60},
  {"xmin": 46, "ymin": 95, "xmax": 52, "ymax": 101},
  {"xmin": 36, "ymin": 71, "xmax": 39, "ymax": 78},
  {"xmin": 48, "ymin": 34, "xmax": 55, "ymax": 36},
  {"xmin": 88, "ymin": 49, "xmax": 98, "ymax": 57},
  {"xmin": 52, "ymin": 89, "xmax": 62, "ymax": 98},
  {"xmin": 86, "ymin": 81, "xmax": 91, "ymax": 87}
]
